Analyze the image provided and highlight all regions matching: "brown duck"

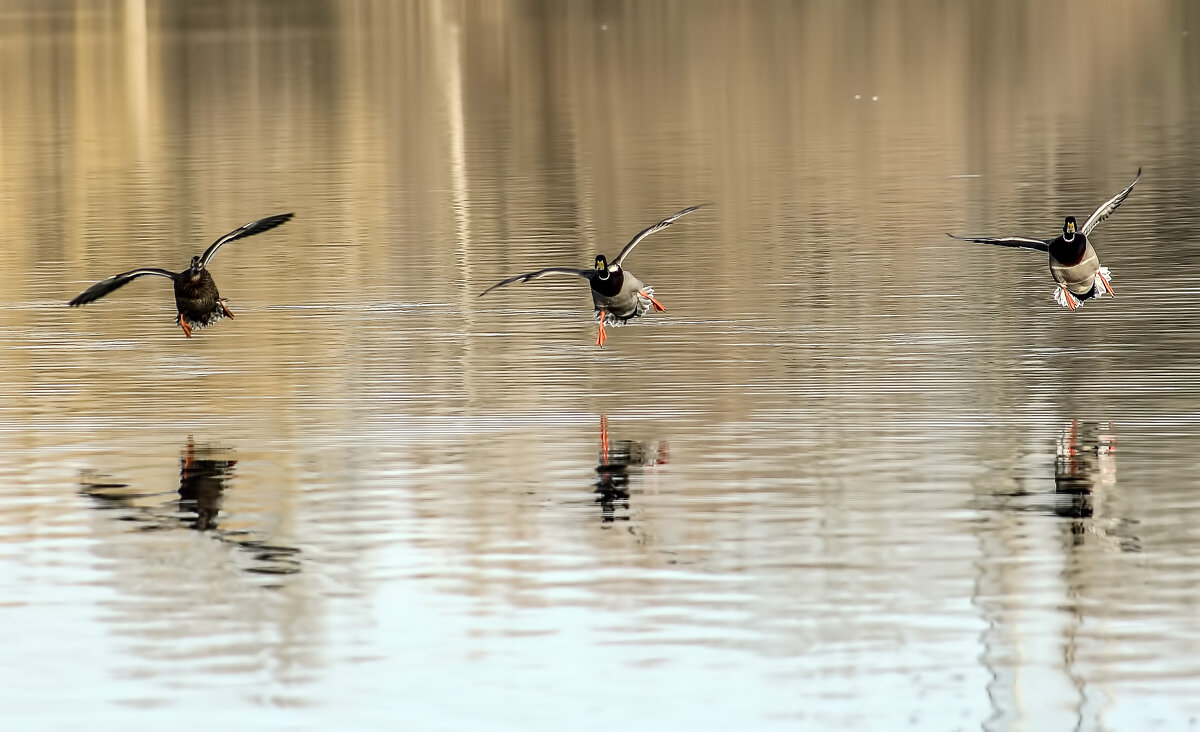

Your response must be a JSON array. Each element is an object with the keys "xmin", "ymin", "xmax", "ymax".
[{"xmin": 68, "ymin": 213, "xmax": 293, "ymax": 337}]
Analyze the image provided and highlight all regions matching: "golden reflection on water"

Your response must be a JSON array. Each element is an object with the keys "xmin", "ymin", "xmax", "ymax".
[{"xmin": 1, "ymin": 1, "xmax": 1200, "ymax": 728}]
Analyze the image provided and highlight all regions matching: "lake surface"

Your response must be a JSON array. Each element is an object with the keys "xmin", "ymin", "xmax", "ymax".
[{"xmin": 2, "ymin": 1, "xmax": 1200, "ymax": 729}]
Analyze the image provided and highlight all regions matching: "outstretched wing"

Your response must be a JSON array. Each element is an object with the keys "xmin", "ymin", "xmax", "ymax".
[
  {"xmin": 199, "ymin": 212, "xmax": 294, "ymax": 267},
  {"xmin": 68, "ymin": 268, "xmax": 177, "ymax": 307},
  {"xmin": 479, "ymin": 267, "xmax": 593, "ymax": 296},
  {"xmin": 1082, "ymin": 168, "xmax": 1141, "ymax": 236},
  {"xmin": 613, "ymin": 204, "xmax": 705, "ymax": 266},
  {"xmin": 946, "ymin": 233, "xmax": 1050, "ymax": 252}
]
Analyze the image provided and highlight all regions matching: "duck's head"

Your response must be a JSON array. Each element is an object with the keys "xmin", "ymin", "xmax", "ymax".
[
  {"xmin": 595, "ymin": 254, "xmax": 617, "ymax": 280},
  {"xmin": 188, "ymin": 255, "xmax": 205, "ymax": 276},
  {"xmin": 1063, "ymin": 216, "xmax": 1078, "ymax": 242}
]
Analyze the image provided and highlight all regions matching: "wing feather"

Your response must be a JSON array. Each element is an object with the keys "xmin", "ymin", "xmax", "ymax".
[
  {"xmin": 613, "ymin": 204, "xmax": 705, "ymax": 265},
  {"xmin": 199, "ymin": 213, "xmax": 294, "ymax": 267},
  {"xmin": 946, "ymin": 233, "xmax": 1050, "ymax": 252},
  {"xmin": 1082, "ymin": 168, "xmax": 1141, "ymax": 236},
  {"xmin": 68, "ymin": 268, "xmax": 177, "ymax": 307},
  {"xmin": 479, "ymin": 267, "xmax": 593, "ymax": 296}
]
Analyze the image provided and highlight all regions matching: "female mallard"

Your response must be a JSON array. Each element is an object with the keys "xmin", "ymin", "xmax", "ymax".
[
  {"xmin": 948, "ymin": 169, "xmax": 1140, "ymax": 310},
  {"xmin": 480, "ymin": 205, "xmax": 703, "ymax": 346},
  {"xmin": 68, "ymin": 213, "xmax": 294, "ymax": 337}
]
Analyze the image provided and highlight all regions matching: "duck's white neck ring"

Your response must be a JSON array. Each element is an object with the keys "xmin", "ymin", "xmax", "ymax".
[{"xmin": 1064, "ymin": 231, "xmax": 1075, "ymax": 242}]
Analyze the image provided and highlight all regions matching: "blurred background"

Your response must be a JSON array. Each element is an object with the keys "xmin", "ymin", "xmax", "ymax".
[{"xmin": 1, "ymin": 1, "xmax": 1199, "ymax": 729}]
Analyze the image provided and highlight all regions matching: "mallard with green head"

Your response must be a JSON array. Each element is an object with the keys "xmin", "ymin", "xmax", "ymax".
[
  {"xmin": 480, "ymin": 205, "xmax": 703, "ymax": 346},
  {"xmin": 948, "ymin": 169, "xmax": 1140, "ymax": 310}
]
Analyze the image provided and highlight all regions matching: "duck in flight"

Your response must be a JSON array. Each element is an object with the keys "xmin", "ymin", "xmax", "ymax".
[
  {"xmin": 68, "ymin": 213, "xmax": 294, "ymax": 337},
  {"xmin": 948, "ymin": 169, "xmax": 1140, "ymax": 310},
  {"xmin": 480, "ymin": 205, "xmax": 704, "ymax": 346}
]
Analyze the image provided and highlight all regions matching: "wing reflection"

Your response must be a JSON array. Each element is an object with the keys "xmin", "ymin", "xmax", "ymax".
[
  {"xmin": 81, "ymin": 438, "xmax": 300, "ymax": 575},
  {"xmin": 595, "ymin": 415, "xmax": 668, "ymax": 524}
]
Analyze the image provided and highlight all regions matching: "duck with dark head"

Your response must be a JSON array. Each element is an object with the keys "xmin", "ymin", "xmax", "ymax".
[
  {"xmin": 949, "ymin": 169, "xmax": 1139, "ymax": 310},
  {"xmin": 480, "ymin": 205, "xmax": 704, "ymax": 346},
  {"xmin": 68, "ymin": 213, "xmax": 294, "ymax": 337}
]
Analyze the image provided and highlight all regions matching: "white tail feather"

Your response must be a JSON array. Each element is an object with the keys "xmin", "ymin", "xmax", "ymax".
[
  {"xmin": 1053, "ymin": 286, "xmax": 1084, "ymax": 310},
  {"xmin": 1094, "ymin": 267, "xmax": 1114, "ymax": 299},
  {"xmin": 595, "ymin": 286, "xmax": 658, "ymax": 326}
]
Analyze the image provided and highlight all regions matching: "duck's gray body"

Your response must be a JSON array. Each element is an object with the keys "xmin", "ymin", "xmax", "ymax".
[
  {"xmin": 947, "ymin": 169, "xmax": 1139, "ymax": 311},
  {"xmin": 479, "ymin": 204, "xmax": 703, "ymax": 345},
  {"xmin": 590, "ymin": 268, "xmax": 655, "ymax": 326},
  {"xmin": 1049, "ymin": 237, "xmax": 1103, "ymax": 298}
]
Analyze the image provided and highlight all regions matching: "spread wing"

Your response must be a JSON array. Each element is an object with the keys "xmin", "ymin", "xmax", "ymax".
[
  {"xmin": 479, "ymin": 267, "xmax": 594, "ymax": 296},
  {"xmin": 199, "ymin": 212, "xmax": 294, "ymax": 267},
  {"xmin": 1082, "ymin": 168, "xmax": 1141, "ymax": 236},
  {"xmin": 68, "ymin": 268, "xmax": 177, "ymax": 307},
  {"xmin": 613, "ymin": 204, "xmax": 705, "ymax": 266},
  {"xmin": 946, "ymin": 233, "xmax": 1050, "ymax": 252}
]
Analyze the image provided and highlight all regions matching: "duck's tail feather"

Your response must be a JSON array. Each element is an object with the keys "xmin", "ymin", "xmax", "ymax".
[{"xmin": 1054, "ymin": 286, "xmax": 1084, "ymax": 310}]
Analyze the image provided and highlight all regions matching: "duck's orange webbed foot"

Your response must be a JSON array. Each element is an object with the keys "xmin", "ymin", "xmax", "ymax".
[
  {"xmin": 596, "ymin": 310, "xmax": 607, "ymax": 347},
  {"xmin": 1060, "ymin": 285, "xmax": 1078, "ymax": 311},
  {"xmin": 179, "ymin": 316, "xmax": 193, "ymax": 338},
  {"xmin": 641, "ymin": 291, "xmax": 666, "ymax": 312},
  {"xmin": 220, "ymin": 300, "xmax": 235, "ymax": 319}
]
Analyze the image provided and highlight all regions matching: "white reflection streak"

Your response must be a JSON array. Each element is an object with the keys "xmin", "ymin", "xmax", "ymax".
[
  {"xmin": 435, "ymin": 8, "xmax": 471, "ymax": 283},
  {"xmin": 124, "ymin": 0, "xmax": 149, "ymax": 160}
]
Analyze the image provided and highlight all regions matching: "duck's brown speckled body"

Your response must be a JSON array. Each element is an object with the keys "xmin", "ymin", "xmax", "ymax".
[{"xmin": 68, "ymin": 213, "xmax": 293, "ymax": 337}]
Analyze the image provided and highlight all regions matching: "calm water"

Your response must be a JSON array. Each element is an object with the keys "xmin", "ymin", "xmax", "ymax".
[{"xmin": 2, "ymin": 1, "xmax": 1200, "ymax": 729}]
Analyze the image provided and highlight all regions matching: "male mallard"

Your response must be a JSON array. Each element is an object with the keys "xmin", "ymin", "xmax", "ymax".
[
  {"xmin": 480, "ymin": 205, "xmax": 703, "ymax": 346},
  {"xmin": 68, "ymin": 213, "xmax": 294, "ymax": 337},
  {"xmin": 948, "ymin": 169, "xmax": 1140, "ymax": 310}
]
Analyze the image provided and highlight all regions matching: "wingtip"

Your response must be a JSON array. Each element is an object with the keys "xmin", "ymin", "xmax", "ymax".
[{"xmin": 670, "ymin": 203, "xmax": 708, "ymax": 216}]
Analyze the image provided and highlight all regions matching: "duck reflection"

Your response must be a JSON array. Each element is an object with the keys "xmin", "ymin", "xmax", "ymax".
[
  {"xmin": 595, "ymin": 416, "xmax": 668, "ymax": 524},
  {"xmin": 1053, "ymin": 420, "xmax": 1117, "ymax": 520},
  {"xmin": 81, "ymin": 438, "xmax": 300, "ymax": 574},
  {"xmin": 178, "ymin": 438, "xmax": 236, "ymax": 531}
]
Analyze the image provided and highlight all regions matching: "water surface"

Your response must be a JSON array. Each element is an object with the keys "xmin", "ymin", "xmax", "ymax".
[{"xmin": 2, "ymin": 2, "xmax": 1200, "ymax": 729}]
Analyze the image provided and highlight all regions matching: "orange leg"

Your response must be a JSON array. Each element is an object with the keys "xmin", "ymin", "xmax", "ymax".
[
  {"xmin": 1060, "ymin": 285, "xmax": 1077, "ymax": 311},
  {"xmin": 641, "ymin": 290, "xmax": 666, "ymax": 312},
  {"xmin": 179, "ymin": 316, "xmax": 193, "ymax": 338},
  {"xmin": 220, "ymin": 300, "xmax": 235, "ymax": 319},
  {"xmin": 600, "ymin": 415, "xmax": 610, "ymax": 461},
  {"xmin": 1098, "ymin": 272, "xmax": 1115, "ymax": 297},
  {"xmin": 596, "ymin": 310, "xmax": 607, "ymax": 347}
]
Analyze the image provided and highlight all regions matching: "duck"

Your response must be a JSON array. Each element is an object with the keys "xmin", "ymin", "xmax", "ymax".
[
  {"xmin": 68, "ymin": 213, "xmax": 294, "ymax": 337},
  {"xmin": 948, "ymin": 169, "xmax": 1140, "ymax": 310},
  {"xmin": 480, "ymin": 205, "xmax": 703, "ymax": 346}
]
